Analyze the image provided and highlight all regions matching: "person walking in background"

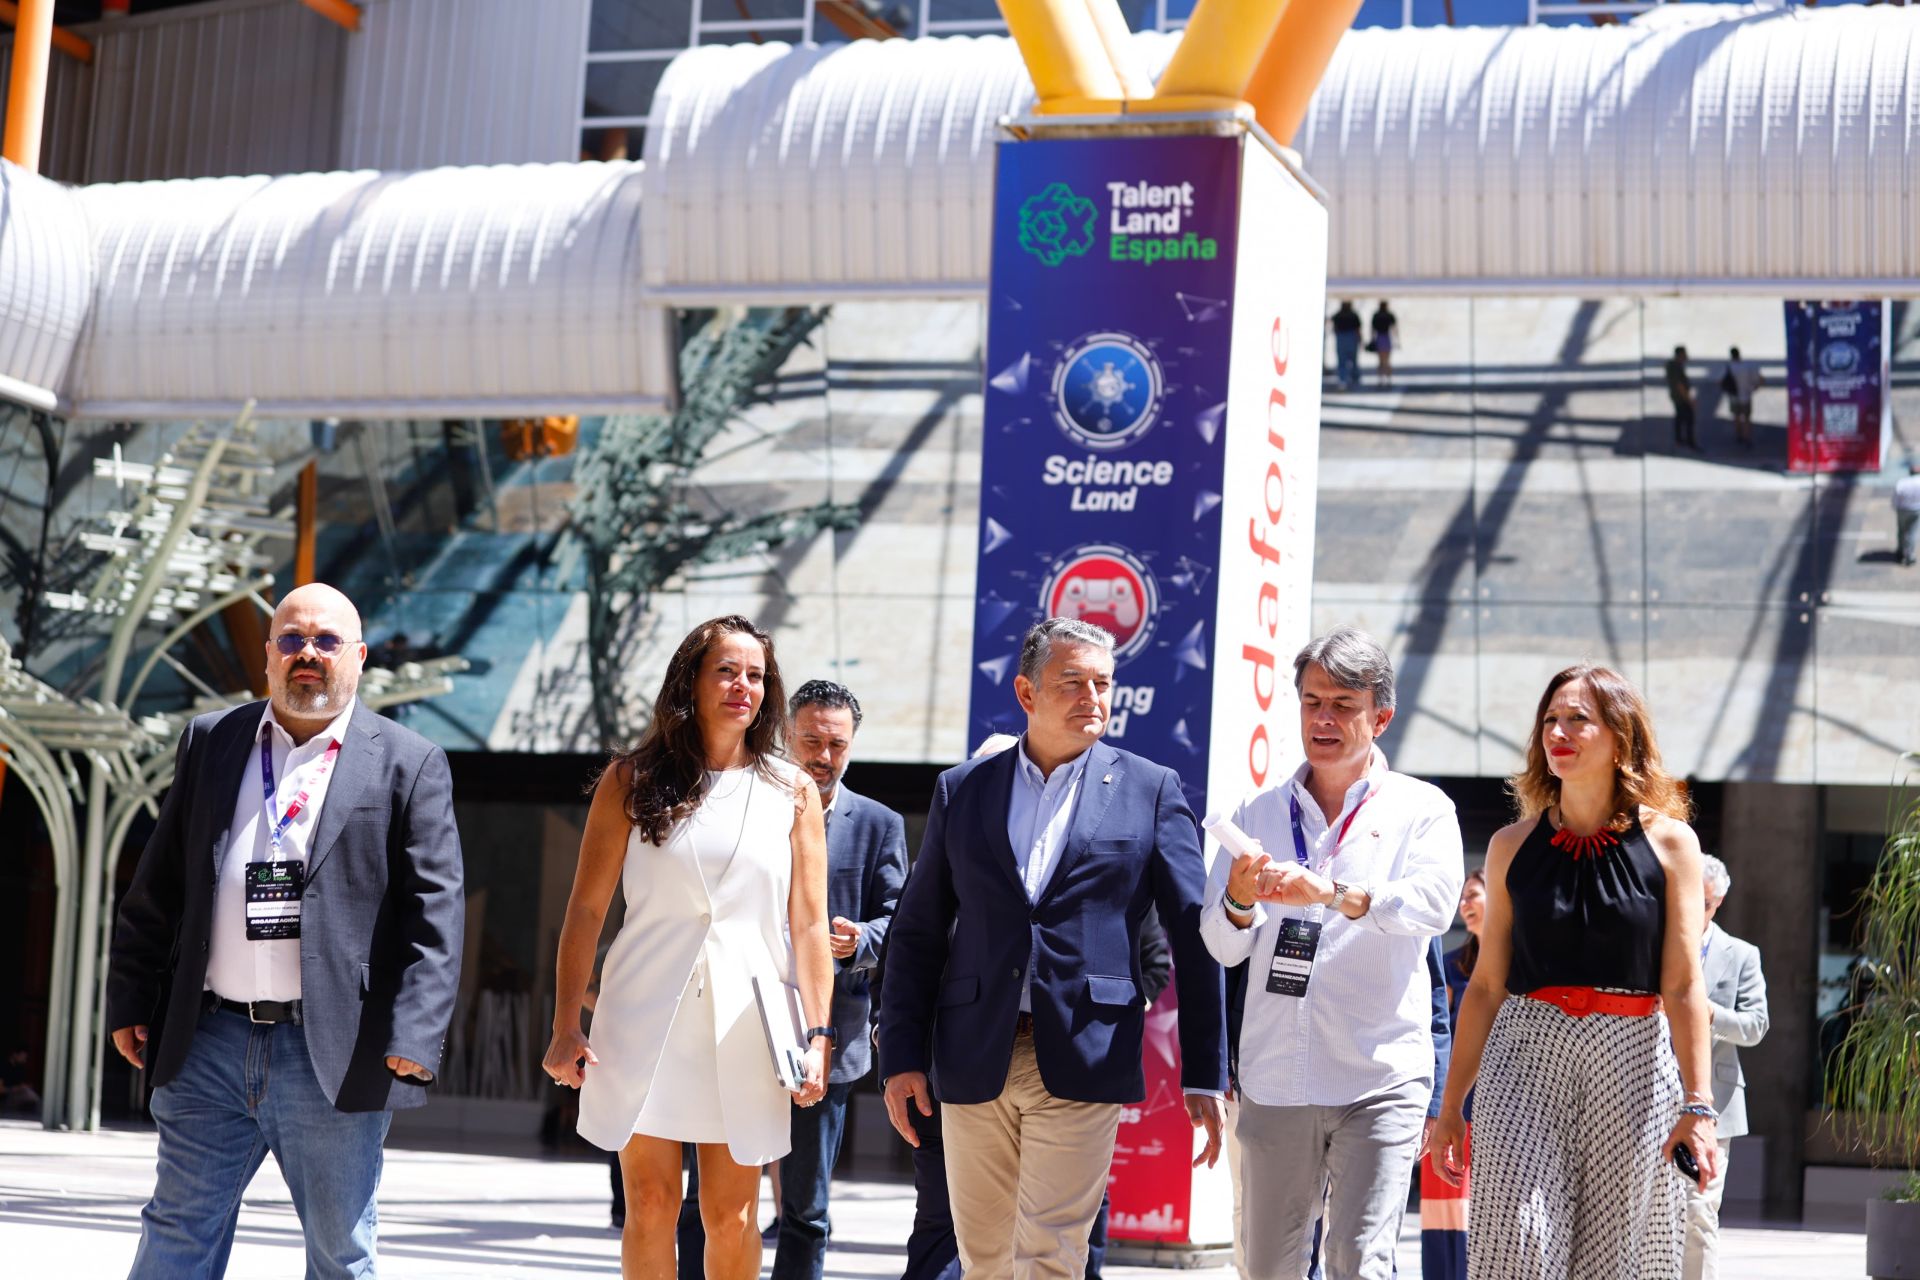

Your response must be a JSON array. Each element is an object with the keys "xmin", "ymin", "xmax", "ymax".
[
  {"xmin": 1331, "ymin": 301, "xmax": 1364, "ymax": 391},
  {"xmin": 1419, "ymin": 870, "xmax": 1486, "ymax": 1280},
  {"xmin": 1893, "ymin": 459, "xmax": 1920, "ymax": 566},
  {"xmin": 1369, "ymin": 301, "xmax": 1399, "ymax": 386},
  {"xmin": 1723, "ymin": 348, "xmax": 1764, "ymax": 449},
  {"xmin": 879, "ymin": 617, "xmax": 1227, "ymax": 1280},
  {"xmin": 1432, "ymin": 663, "xmax": 1719, "ymax": 1280},
  {"xmin": 675, "ymin": 679, "xmax": 908, "ymax": 1280},
  {"xmin": 108, "ymin": 583, "xmax": 466, "ymax": 1279},
  {"xmin": 544, "ymin": 615, "xmax": 834, "ymax": 1280},
  {"xmin": 1684, "ymin": 855, "xmax": 1770, "ymax": 1280},
  {"xmin": 1667, "ymin": 346, "xmax": 1699, "ymax": 451},
  {"xmin": 1203, "ymin": 627, "xmax": 1464, "ymax": 1280}
]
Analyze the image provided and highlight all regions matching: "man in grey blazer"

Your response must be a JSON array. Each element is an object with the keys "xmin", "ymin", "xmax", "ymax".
[
  {"xmin": 107, "ymin": 583, "xmax": 465, "ymax": 1279},
  {"xmin": 1685, "ymin": 854, "xmax": 1770, "ymax": 1280}
]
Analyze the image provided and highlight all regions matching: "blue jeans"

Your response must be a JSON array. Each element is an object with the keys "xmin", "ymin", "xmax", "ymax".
[
  {"xmin": 1335, "ymin": 331, "xmax": 1362, "ymax": 387},
  {"xmin": 773, "ymin": 1081, "xmax": 855, "ymax": 1280},
  {"xmin": 130, "ymin": 1006, "xmax": 391, "ymax": 1280}
]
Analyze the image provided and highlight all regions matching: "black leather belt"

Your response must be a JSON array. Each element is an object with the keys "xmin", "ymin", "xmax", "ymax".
[
  {"xmin": 1013, "ymin": 1012, "xmax": 1035, "ymax": 1038},
  {"xmin": 208, "ymin": 993, "xmax": 303, "ymax": 1025}
]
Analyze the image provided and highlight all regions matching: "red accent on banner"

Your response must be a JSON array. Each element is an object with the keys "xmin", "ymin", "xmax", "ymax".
[{"xmin": 1106, "ymin": 973, "xmax": 1195, "ymax": 1243}]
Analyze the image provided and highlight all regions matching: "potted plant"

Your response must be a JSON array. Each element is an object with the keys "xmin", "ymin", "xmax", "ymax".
[{"xmin": 1829, "ymin": 754, "xmax": 1920, "ymax": 1279}]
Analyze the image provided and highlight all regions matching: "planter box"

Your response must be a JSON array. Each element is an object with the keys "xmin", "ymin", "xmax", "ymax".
[{"xmin": 1867, "ymin": 1195, "xmax": 1920, "ymax": 1280}]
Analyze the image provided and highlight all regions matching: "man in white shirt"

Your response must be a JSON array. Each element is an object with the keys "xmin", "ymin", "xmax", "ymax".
[
  {"xmin": 108, "ymin": 583, "xmax": 464, "ymax": 1279},
  {"xmin": 1200, "ymin": 627, "xmax": 1463, "ymax": 1280},
  {"xmin": 1724, "ymin": 347, "xmax": 1765, "ymax": 449},
  {"xmin": 1893, "ymin": 459, "xmax": 1920, "ymax": 567}
]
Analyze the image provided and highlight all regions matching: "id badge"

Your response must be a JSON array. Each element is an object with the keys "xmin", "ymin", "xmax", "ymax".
[
  {"xmin": 1264, "ymin": 917, "xmax": 1321, "ymax": 997},
  {"xmin": 245, "ymin": 861, "xmax": 304, "ymax": 941}
]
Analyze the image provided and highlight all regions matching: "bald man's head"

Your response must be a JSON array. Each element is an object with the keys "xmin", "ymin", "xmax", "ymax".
[{"xmin": 266, "ymin": 583, "xmax": 367, "ymax": 728}]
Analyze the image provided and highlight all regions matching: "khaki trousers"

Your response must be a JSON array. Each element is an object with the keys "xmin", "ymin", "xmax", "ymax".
[
  {"xmin": 1681, "ymin": 1137, "xmax": 1734, "ymax": 1280},
  {"xmin": 942, "ymin": 1031, "xmax": 1121, "ymax": 1280}
]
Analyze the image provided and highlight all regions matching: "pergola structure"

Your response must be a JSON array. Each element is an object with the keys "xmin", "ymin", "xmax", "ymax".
[{"xmin": 3, "ymin": 418, "xmax": 469, "ymax": 1131}]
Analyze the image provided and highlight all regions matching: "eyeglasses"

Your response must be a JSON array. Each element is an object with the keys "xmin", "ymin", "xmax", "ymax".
[{"xmin": 274, "ymin": 633, "xmax": 359, "ymax": 657}]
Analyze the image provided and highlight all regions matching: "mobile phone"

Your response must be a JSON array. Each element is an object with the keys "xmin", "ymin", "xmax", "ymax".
[{"xmin": 1673, "ymin": 1143, "xmax": 1700, "ymax": 1184}]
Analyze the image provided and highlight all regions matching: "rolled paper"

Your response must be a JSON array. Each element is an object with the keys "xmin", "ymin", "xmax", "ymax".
[{"xmin": 1202, "ymin": 812, "xmax": 1259, "ymax": 859}]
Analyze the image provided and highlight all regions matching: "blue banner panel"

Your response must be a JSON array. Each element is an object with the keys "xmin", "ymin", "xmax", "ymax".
[{"xmin": 969, "ymin": 135, "xmax": 1244, "ymax": 793}]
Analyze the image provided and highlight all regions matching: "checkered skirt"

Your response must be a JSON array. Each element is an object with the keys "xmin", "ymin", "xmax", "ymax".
[{"xmin": 1467, "ymin": 996, "xmax": 1687, "ymax": 1279}]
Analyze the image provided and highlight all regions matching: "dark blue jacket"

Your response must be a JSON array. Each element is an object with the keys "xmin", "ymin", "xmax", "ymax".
[
  {"xmin": 878, "ymin": 740, "xmax": 1226, "ymax": 1105},
  {"xmin": 824, "ymin": 784, "xmax": 908, "ymax": 1083}
]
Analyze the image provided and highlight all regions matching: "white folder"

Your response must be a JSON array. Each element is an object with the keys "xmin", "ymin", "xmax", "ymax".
[{"xmin": 752, "ymin": 975, "xmax": 808, "ymax": 1094}]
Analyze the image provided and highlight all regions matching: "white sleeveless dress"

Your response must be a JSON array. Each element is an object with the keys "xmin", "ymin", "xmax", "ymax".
[{"xmin": 577, "ymin": 759, "xmax": 804, "ymax": 1165}]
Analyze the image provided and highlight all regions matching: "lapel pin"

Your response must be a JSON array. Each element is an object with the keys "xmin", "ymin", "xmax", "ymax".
[{"xmin": 1102, "ymin": 773, "xmax": 1113, "ymax": 784}]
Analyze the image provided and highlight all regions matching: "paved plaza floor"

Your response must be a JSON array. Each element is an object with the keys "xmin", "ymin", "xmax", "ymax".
[{"xmin": 0, "ymin": 1120, "xmax": 1872, "ymax": 1278}]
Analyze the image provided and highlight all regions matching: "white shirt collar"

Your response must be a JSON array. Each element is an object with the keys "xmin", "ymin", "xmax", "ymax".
[
  {"xmin": 1015, "ymin": 737, "xmax": 1093, "ymax": 789},
  {"xmin": 1289, "ymin": 746, "xmax": 1389, "ymax": 818},
  {"xmin": 260, "ymin": 697, "xmax": 357, "ymax": 750}
]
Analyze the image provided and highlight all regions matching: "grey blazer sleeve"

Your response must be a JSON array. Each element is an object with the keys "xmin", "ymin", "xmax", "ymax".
[
  {"xmin": 382, "ymin": 745, "xmax": 466, "ymax": 1073},
  {"xmin": 852, "ymin": 807, "xmax": 908, "ymax": 973},
  {"xmin": 1711, "ymin": 939, "xmax": 1770, "ymax": 1048}
]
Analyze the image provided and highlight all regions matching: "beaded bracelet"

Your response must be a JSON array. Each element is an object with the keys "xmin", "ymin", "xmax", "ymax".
[
  {"xmin": 1679, "ymin": 1102, "xmax": 1718, "ymax": 1120},
  {"xmin": 1224, "ymin": 889, "xmax": 1255, "ymax": 915}
]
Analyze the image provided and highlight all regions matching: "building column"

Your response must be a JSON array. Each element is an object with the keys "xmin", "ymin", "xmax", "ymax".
[{"xmin": 1715, "ymin": 780, "xmax": 1820, "ymax": 1217}]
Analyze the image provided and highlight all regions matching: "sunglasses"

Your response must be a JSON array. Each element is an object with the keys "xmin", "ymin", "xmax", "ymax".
[{"xmin": 274, "ymin": 633, "xmax": 359, "ymax": 657}]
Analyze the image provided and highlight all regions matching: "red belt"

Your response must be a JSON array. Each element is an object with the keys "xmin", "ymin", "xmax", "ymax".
[{"xmin": 1525, "ymin": 986, "xmax": 1660, "ymax": 1018}]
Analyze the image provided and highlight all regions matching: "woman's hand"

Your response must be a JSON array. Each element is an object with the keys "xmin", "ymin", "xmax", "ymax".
[
  {"xmin": 1429, "ymin": 1108, "xmax": 1470, "ymax": 1187},
  {"xmin": 1662, "ymin": 1111, "xmax": 1718, "ymax": 1191},
  {"xmin": 543, "ymin": 1024, "xmax": 598, "ymax": 1089},
  {"xmin": 794, "ymin": 1041, "xmax": 830, "ymax": 1107}
]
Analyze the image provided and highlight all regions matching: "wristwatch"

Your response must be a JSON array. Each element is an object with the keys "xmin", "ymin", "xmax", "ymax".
[
  {"xmin": 1329, "ymin": 880, "xmax": 1350, "ymax": 914},
  {"xmin": 805, "ymin": 1025, "xmax": 838, "ymax": 1045}
]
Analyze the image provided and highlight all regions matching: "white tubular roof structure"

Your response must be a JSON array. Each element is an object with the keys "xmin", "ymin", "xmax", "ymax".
[
  {"xmin": 643, "ymin": 5, "xmax": 1920, "ymax": 301},
  {"xmin": 1, "ymin": 161, "xmax": 674, "ymax": 421},
  {"xmin": 0, "ymin": 163, "xmax": 94, "ymax": 414}
]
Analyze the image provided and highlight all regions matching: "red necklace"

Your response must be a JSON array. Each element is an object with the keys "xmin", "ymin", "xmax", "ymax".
[{"xmin": 1549, "ymin": 822, "xmax": 1619, "ymax": 861}]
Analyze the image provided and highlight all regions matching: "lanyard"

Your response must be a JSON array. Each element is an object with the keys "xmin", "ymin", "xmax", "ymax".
[
  {"xmin": 259, "ymin": 732, "xmax": 341, "ymax": 859},
  {"xmin": 1288, "ymin": 782, "xmax": 1372, "ymax": 868}
]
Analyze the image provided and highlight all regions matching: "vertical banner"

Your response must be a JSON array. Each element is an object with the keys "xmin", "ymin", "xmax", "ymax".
[
  {"xmin": 1785, "ymin": 300, "xmax": 1886, "ymax": 473},
  {"xmin": 969, "ymin": 128, "xmax": 1326, "ymax": 1248}
]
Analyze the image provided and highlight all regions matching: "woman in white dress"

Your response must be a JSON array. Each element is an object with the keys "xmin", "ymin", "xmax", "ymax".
[{"xmin": 544, "ymin": 615, "xmax": 833, "ymax": 1280}]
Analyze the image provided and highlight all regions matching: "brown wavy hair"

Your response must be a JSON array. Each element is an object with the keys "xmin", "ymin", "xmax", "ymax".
[
  {"xmin": 608, "ymin": 615, "xmax": 792, "ymax": 846},
  {"xmin": 1508, "ymin": 663, "xmax": 1689, "ymax": 832}
]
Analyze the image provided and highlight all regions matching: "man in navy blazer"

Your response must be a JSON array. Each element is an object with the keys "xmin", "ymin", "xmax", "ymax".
[{"xmin": 880, "ymin": 617, "xmax": 1227, "ymax": 1280}]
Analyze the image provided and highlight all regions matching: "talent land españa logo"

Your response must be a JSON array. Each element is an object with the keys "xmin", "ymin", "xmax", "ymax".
[
  {"xmin": 1018, "ymin": 182, "xmax": 1098, "ymax": 267},
  {"xmin": 1042, "ymin": 544, "xmax": 1161, "ymax": 664}
]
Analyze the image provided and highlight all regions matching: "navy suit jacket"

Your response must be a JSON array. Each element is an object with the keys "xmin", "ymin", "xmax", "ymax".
[
  {"xmin": 107, "ymin": 701, "xmax": 465, "ymax": 1112},
  {"xmin": 879, "ymin": 739, "xmax": 1227, "ymax": 1106},
  {"xmin": 824, "ymin": 783, "xmax": 908, "ymax": 1083}
]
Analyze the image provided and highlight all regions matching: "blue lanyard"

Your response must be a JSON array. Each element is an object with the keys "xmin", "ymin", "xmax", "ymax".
[
  {"xmin": 1288, "ymin": 782, "xmax": 1371, "ymax": 867},
  {"xmin": 259, "ymin": 732, "xmax": 340, "ymax": 859}
]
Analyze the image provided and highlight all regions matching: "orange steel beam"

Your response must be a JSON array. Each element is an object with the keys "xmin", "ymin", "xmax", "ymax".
[
  {"xmin": 221, "ymin": 600, "xmax": 271, "ymax": 697},
  {"xmin": 300, "ymin": 0, "xmax": 362, "ymax": 33},
  {"xmin": 997, "ymin": 0, "xmax": 1125, "ymax": 108},
  {"xmin": 1245, "ymin": 0, "xmax": 1365, "ymax": 148},
  {"xmin": 0, "ymin": 0, "xmax": 91, "ymax": 65},
  {"xmin": 2, "ymin": 0, "xmax": 50, "ymax": 170},
  {"xmin": 294, "ymin": 459, "xmax": 318, "ymax": 586},
  {"xmin": 1152, "ymin": 0, "xmax": 1291, "ymax": 106}
]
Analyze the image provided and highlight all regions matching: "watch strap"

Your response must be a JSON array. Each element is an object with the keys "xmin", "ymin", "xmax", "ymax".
[{"xmin": 805, "ymin": 1024, "xmax": 837, "ymax": 1044}]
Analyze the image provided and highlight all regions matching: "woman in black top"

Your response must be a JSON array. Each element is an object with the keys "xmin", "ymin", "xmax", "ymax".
[{"xmin": 1429, "ymin": 664, "xmax": 1716, "ymax": 1280}]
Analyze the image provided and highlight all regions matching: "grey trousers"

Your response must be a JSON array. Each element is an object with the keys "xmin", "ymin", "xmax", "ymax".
[{"xmin": 1235, "ymin": 1079, "xmax": 1430, "ymax": 1280}]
